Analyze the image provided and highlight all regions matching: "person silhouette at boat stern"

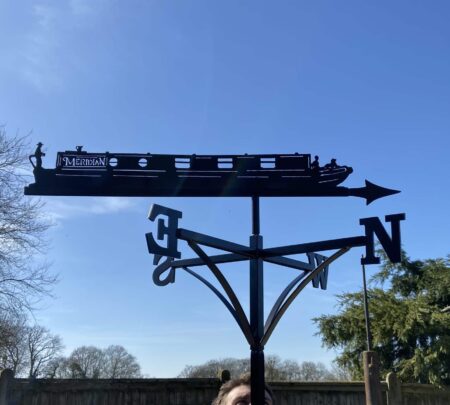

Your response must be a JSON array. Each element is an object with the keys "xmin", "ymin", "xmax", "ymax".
[
  {"xmin": 29, "ymin": 142, "xmax": 45, "ymax": 169},
  {"xmin": 325, "ymin": 158, "xmax": 339, "ymax": 170},
  {"xmin": 311, "ymin": 155, "xmax": 320, "ymax": 177}
]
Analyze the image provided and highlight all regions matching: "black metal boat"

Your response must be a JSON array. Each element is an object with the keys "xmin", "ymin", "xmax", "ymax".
[{"xmin": 25, "ymin": 149, "xmax": 353, "ymax": 197}]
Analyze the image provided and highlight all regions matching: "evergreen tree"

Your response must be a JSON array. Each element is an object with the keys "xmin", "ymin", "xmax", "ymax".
[{"xmin": 314, "ymin": 253, "xmax": 450, "ymax": 386}]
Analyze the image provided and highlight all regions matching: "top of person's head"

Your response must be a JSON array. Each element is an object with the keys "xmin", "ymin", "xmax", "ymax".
[{"xmin": 212, "ymin": 373, "xmax": 274, "ymax": 405}]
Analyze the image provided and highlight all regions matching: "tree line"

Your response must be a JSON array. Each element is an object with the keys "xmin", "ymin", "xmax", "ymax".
[
  {"xmin": 0, "ymin": 313, "xmax": 141, "ymax": 378},
  {"xmin": 178, "ymin": 355, "xmax": 351, "ymax": 381}
]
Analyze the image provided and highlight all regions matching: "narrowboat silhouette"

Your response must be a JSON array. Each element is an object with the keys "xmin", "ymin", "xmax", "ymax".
[{"xmin": 26, "ymin": 148, "xmax": 353, "ymax": 197}]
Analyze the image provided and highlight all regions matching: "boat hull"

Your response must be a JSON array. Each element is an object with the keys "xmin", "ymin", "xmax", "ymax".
[{"xmin": 25, "ymin": 166, "xmax": 353, "ymax": 197}]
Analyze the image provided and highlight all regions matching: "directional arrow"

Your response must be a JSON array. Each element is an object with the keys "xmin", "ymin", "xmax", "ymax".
[
  {"xmin": 24, "ymin": 176, "xmax": 400, "ymax": 203},
  {"xmin": 347, "ymin": 180, "xmax": 400, "ymax": 205}
]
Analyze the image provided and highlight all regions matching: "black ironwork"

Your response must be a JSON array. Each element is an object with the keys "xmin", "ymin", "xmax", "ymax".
[
  {"xmin": 28, "ymin": 142, "xmax": 45, "ymax": 169},
  {"xmin": 360, "ymin": 214, "xmax": 405, "ymax": 264},
  {"xmin": 25, "ymin": 146, "xmax": 405, "ymax": 403},
  {"xmin": 250, "ymin": 197, "xmax": 264, "ymax": 405},
  {"xmin": 146, "ymin": 205, "xmax": 182, "ymax": 258},
  {"xmin": 361, "ymin": 260, "xmax": 373, "ymax": 351},
  {"xmin": 24, "ymin": 147, "xmax": 399, "ymax": 204},
  {"xmin": 145, "ymin": 204, "xmax": 405, "ymax": 403}
]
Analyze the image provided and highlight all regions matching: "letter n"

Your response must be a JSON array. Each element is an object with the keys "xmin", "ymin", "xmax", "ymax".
[
  {"xmin": 360, "ymin": 213, "xmax": 405, "ymax": 265},
  {"xmin": 307, "ymin": 253, "xmax": 329, "ymax": 290}
]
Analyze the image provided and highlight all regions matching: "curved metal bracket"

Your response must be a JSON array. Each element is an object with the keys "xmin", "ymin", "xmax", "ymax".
[
  {"xmin": 264, "ymin": 270, "xmax": 308, "ymax": 332},
  {"xmin": 186, "ymin": 241, "xmax": 254, "ymax": 346},
  {"xmin": 261, "ymin": 247, "xmax": 350, "ymax": 346},
  {"xmin": 181, "ymin": 267, "xmax": 254, "ymax": 346}
]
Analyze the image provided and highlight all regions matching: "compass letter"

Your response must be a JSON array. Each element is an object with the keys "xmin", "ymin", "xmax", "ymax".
[
  {"xmin": 360, "ymin": 213, "xmax": 405, "ymax": 265},
  {"xmin": 307, "ymin": 252, "xmax": 329, "ymax": 290},
  {"xmin": 146, "ymin": 204, "xmax": 182, "ymax": 259}
]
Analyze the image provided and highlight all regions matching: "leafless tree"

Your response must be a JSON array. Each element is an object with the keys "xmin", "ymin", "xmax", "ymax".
[
  {"xmin": 178, "ymin": 357, "xmax": 250, "ymax": 379},
  {"xmin": 25, "ymin": 324, "xmax": 63, "ymax": 377},
  {"xmin": 178, "ymin": 356, "xmax": 346, "ymax": 381},
  {"xmin": 0, "ymin": 127, "xmax": 56, "ymax": 315},
  {"xmin": 297, "ymin": 361, "xmax": 334, "ymax": 381},
  {"xmin": 67, "ymin": 346, "xmax": 105, "ymax": 378},
  {"xmin": 329, "ymin": 362, "xmax": 352, "ymax": 381},
  {"xmin": 265, "ymin": 355, "xmax": 286, "ymax": 380},
  {"xmin": 41, "ymin": 356, "xmax": 72, "ymax": 379},
  {"xmin": 0, "ymin": 313, "xmax": 27, "ymax": 375},
  {"xmin": 103, "ymin": 345, "xmax": 141, "ymax": 378},
  {"xmin": 43, "ymin": 345, "xmax": 142, "ymax": 379},
  {"xmin": 0, "ymin": 316, "xmax": 62, "ymax": 378}
]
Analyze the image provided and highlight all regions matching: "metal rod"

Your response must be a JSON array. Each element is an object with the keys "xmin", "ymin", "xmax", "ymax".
[
  {"xmin": 171, "ymin": 251, "xmax": 314, "ymax": 272},
  {"xmin": 361, "ymin": 260, "xmax": 373, "ymax": 351},
  {"xmin": 261, "ymin": 236, "xmax": 366, "ymax": 258},
  {"xmin": 262, "ymin": 247, "xmax": 350, "ymax": 346},
  {"xmin": 177, "ymin": 229, "xmax": 254, "ymax": 257},
  {"xmin": 187, "ymin": 241, "xmax": 254, "ymax": 345},
  {"xmin": 182, "ymin": 266, "xmax": 254, "ymax": 346},
  {"xmin": 252, "ymin": 196, "xmax": 260, "ymax": 236},
  {"xmin": 250, "ymin": 196, "xmax": 265, "ymax": 405}
]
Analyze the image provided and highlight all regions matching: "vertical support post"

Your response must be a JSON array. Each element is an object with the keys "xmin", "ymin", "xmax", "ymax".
[
  {"xmin": 363, "ymin": 351, "xmax": 383, "ymax": 405},
  {"xmin": 362, "ymin": 262, "xmax": 372, "ymax": 351},
  {"xmin": 252, "ymin": 196, "xmax": 260, "ymax": 236},
  {"xmin": 0, "ymin": 369, "xmax": 14, "ymax": 405},
  {"xmin": 386, "ymin": 372, "xmax": 402, "ymax": 405},
  {"xmin": 361, "ymin": 261, "xmax": 382, "ymax": 405},
  {"xmin": 250, "ymin": 196, "xmax": 265, "ymax": 405}
]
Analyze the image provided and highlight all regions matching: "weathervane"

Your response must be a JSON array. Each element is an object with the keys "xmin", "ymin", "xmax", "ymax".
[
  {"xmin": 25, "ymin": 148, "xmax": 399, "ymax": 204},
  {"xmin": 25, "ymin": 146, "xmax": 405, "ymax": 405}
]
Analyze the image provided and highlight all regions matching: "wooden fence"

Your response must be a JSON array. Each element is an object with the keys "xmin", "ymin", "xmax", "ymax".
[{"xmin": 1, "ymin": 369, "xmax": 449, "ymax": 405}]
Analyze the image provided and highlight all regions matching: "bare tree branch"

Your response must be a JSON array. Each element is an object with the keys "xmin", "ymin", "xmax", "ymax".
[{"xmin": 0, "ymin": 127, "xmax": 56, "ymax": 315}]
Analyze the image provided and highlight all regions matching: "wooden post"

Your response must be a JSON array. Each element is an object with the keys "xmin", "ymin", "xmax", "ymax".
[
  {"xmin": 386, "ymin": 372, "xmax": 402, "ymax": 405},
  {"xmin": 363, "ymin": 351, "xmax": 383, "ymax": 405},
  {"xmin": 219, "ymin": 369, "xmax": 231, "ymax": 383},
  {"xmin": 0, "ymin": 369, "xmax": 14, "ymax": 405}
]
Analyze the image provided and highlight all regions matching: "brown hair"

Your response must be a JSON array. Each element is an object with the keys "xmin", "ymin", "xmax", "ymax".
[{"xmin": 212, "ymin": 373, "xmax": 274, "ymax": 404}]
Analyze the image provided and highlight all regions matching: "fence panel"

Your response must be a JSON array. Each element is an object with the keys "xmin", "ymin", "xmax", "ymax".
[{"xmin": 1, "ymin": 372, "xmax": 448, "ymax": 405}]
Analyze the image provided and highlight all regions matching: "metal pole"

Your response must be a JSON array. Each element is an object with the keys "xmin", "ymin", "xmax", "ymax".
[
  {"xmin": 361, "ymin": 260, "xmax": 382, "ymax": 405},
  {"xmin": 250, "ymin": 196, "xmax": 265, "ymax": 405},
  {"xmin": 361, "ymin": 262, "xmax": 372, "ymax": 351},
  {"xmin": 252, "ymin": 196, "xmax": 260, "ymax": 235}
]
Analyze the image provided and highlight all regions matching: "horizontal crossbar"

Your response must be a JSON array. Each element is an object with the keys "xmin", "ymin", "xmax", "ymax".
[
  {"xmin": 175, "ymin": 229, "xmax": 367, "ymax": 266},
  {"xmin": 260, "ymin": 236, "xmax": 367, "ymax": 258},
  {"xmin": 171, "ymin": 253, "xmax": 314, "ymax": 272},
  {"xmin": 177, "ymin": 229, "xmax": 254, "ymax": 257}
]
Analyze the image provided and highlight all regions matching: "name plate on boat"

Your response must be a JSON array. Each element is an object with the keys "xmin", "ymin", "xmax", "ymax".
[{"xmin": 58, "ymin": 154, "xmax": 107, "ymax": 169}]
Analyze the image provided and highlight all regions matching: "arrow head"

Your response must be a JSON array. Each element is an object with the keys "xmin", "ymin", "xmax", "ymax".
[
  {"xmin": 348, "ymin": 181, "xmax": 400, "ymax": 204},
  {"xmin": 363, "ymin": 180, "xmax": 400, "ymax": 205}
]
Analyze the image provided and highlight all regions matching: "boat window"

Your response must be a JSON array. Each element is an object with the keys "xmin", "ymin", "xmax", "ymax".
[
  {"xmin": 138, "ymin": 158, "xmax": 148, "ymax": 168},
  {"xmin": 260, "ymin": 157, "xmax": 276, "ymax": 169},
  {"xmin": 191, "ymin": 157, "xmax": 216, "ymax": 170},
  {"xmin": 175, "ymin": 157, "xmax": 191, "ymax": 169},
  {"xmin": 276, "ymin": 155, "xmax": 309, "ymax": 170},
  {"xmin": 236, "ymin": 156, "xmax": 259, "ymax": 171},
  {"xmin": 108, "ymin": 157, "xmax": 118, "ymax": 167},
  {"xmin": 218, "ymin": 157, "xmax": 233, "ymax": 169}
]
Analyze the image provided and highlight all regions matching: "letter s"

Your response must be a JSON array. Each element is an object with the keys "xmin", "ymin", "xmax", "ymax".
[{"xmin": 152, "ymin": 255, "xmax": 176, "ymax": 286}]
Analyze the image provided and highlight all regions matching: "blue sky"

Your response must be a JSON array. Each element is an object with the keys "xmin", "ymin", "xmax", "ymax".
[{"xmin": 1, "ymin": 1, "xmax": 449, "ymax": 377}]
